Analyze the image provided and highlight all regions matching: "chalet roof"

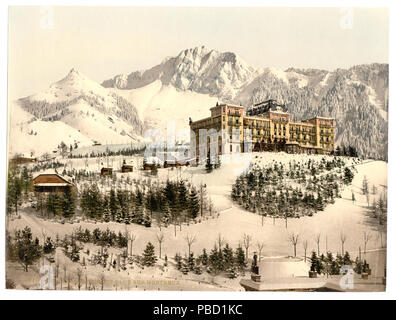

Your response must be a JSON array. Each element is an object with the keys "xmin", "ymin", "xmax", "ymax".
[{"xmin": 33, "ymin": 173, "xmax": 74, "ymax": 186}]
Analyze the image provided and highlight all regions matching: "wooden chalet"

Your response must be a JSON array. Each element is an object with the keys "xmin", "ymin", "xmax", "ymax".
[
  {"xmin": 101, "ymin": 167, "xmax": 113, "ymax": 176},
  {"xmin": 163, "ymin": 160, "xmax": 190, "ymax": 168},
  {"xmin": 121, "ymin": 164, "xmax": 134, "ymax": 173},
  {"xmin": 33, "ymin": 173, "xmax": 74, "ymax": 193}
]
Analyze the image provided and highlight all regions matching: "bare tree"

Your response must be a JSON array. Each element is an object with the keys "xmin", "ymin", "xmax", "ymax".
[
  {"xmin": 185, "ymin": 234, "xmax": 196, "ymax": 256},
  {"xmin": 76, "ymin": 268, "xmax": 83, "ymax": 290},
  {"xmin": 99, "ymin": 273, "xmax": 105, "ymax": 291},
  {"xmin": 243, "ymin": 234, "xmax": 252, "ymax": 260},
  {"xmin": 284, "ymin": 212, "xmax": 288, "ymax": 229},
  {"xmin": 377, "ymin": 224, "xmax": 386, "ymax": 248},
  {"xmin": 366, "ymin": 193, "xmax": 370, "ymax": 208},
  {"xmin": 55, "ymin": 262, "xmax": 59, "ymax": 290},
  {"xmin": 67, "ymin": 274, "xmax": 72, "ymax": 290},
  {"xmin": 340, "ymin": 232, "xmax": 347, "ymax": 255},
  {"xmin": 63, "ymin": 265, "xmax": 67, "ymax": 282},
  {"xmin": 303, "ymin": 240, "xmax": 308, "ymax": 262},
  {"xmin": 41, "ymin": 229, "xmax": 46, "ymax": 265},
  {"xmin": 314, "ymin": 233, "xmax": 321, "ymax": 255},
  {"xmin": 256, "ymin": 242, "xmax": 265, "ymax": 262},
  {"xmin": 288, "ymin": 233, "xmax": 299, "ymax": 257},
  {"xmin": 216, "ymin": 233, "xmax": 225, "ymax": 250},
  {"xmin": 129, "ymin": 233, "xmax": 137, "ymax": 257},
  {"xmin": 363, "ymin": 231, "xmax": 372, "ymax": 254},
  {"xmin": 156, "ymin": 232, "xmax": 165, "ymax": 259}
]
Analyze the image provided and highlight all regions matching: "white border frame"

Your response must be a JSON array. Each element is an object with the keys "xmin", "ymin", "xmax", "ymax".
[{"xmin": 0, "ymin": 0, "xmax": 394, "ymax": 300}]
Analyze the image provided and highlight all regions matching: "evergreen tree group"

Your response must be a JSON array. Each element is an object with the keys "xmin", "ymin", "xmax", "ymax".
[
  {"xmin": 231, "ymin": 157, "xmax": 353, "ymax": 218},
  {"xmin": 79, "ymin": 179, "xmax": 206, "ymax": 227}
]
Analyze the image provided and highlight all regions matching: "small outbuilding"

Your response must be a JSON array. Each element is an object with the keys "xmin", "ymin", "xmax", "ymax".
[
  {"xmin": 121, "ymin": 164, "xmax": 134, "ymax": 173},
  {"xmin": 101, "ymin": 167, "xmax": 113, "ymax": 176}
]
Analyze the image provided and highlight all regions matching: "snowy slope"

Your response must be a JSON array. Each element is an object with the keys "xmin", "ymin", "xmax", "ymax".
[
  {"xmin": 113, "ymin": 80, "xmax": 219, "ymax": 134},
  {"xmin": 9, "ymin": 69, "xmax": 144, "ymax": 156}
]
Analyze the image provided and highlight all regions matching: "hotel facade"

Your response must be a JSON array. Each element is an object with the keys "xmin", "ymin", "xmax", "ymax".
[{"xmin": 189, "ymin": 100, "xmax": 335, "ymax": 160}]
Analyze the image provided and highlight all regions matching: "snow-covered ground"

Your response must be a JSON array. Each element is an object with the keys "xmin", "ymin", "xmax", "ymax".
[
  {"xmin": 114, "ymin": 80, "xmax": 218, "ymax": 134},
  {"xmin": 7, "ymin": 152, "xmax": 387, "ymax": 290}
]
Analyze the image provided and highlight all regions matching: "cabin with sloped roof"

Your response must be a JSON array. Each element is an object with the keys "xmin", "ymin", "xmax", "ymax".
[
  {"xmin": 121, "ymin": 164, "xmax": 134, "ymax": 173},
  {"xmin": 33, "ymin": 173, "xmax": 74, "ymax": 193},
  {"xmin": 101, "ymin": 167, "xmax": 113, "ymax": 176}
]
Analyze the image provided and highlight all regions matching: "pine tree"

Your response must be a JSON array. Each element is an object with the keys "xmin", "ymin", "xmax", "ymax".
[
  {"xmin": 142, "ymin": 242, "xmax": 157, "ymax": 267},
  {"xmin": 102, "ymin": 195, "xmax": 111, "ymax": 222},
  {"xmin": 70, "ymin": 243, "xmax": 80, "ymax": 262},
  {"xmin": 62, "ymin": 188, "xmax": 76, "ymax": 218},
  {"xmin": 174, "ymin": 253, "xmax": 183, "ymax": 270},
  {"xmin": 205, "ymin": 153, "xmax": 213, "ymax": 173},
  {"xmin": 343, "ymin": 167, "xmax": 354, "ymax": 185},
  {"xmin": 177, "ymin": 180, "xmax": 188, "ymax": 216},
  {"xmin": 161, "ymin": 200, "xmax": 172, "ymax": 226},
  {"xmin": 7, "ymin": 167, "xmax": 22, "ymax": 216},
  {"xmin": 235, "ymin": 246, "xmax": 246, "ymax": 271},
  {"xmin": 187, "ymin": 253, "xmax": 196, "ymax": 271},
  {"xmin": 223, "ymin": 244, "xmax": 234, "ymax": 271},
  {"xmin": 80, "ymin": 184, "xmax": 103, "ymax": 219},
  {"xmin": 200, "ymin": 249, "xmax": 209, "ymax": 266},
  {"xmin": 11, "ymin": 227, "xmax": 42, "ymax": 272},
  {"xmin": 109, "ymin": 189, "xmax": 119, "ymax": 221},
  {"xmin": 209, "ymin": 246, "xmax": 222, "ymax": 274},
  {"xmin": 43, "ymin": 237, "xmax": 55, "ymax": 254},
  {"xmin": 316, "ymin": 192, "xmax": 324, "ymax": 211},
  {"xmin": 188, "ymin": 187, "xmax": 200, "ymax": 219},
  {"xmin": 143, "ymin": 212, "xmax": 152, "ymax": 227},
  {"xmin": 214, "ymin": 154, "xmax": 221, "ymax": 169},
  {"xmin": 362, "ymin": 175, "xmax": 369, "ymax": 195}
]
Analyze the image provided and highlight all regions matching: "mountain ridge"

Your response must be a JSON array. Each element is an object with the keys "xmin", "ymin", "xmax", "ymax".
[{"xmin": 11, "ymin": 47, "xmax": 388, "ymax": 159}]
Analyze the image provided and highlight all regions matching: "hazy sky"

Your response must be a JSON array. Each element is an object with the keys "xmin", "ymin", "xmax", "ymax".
[{"xmin": 8, "ymin": 6, "xmax": 389, "ymax": 99}]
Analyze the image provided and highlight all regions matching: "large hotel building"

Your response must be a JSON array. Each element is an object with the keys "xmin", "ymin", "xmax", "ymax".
[{"xmin": 189, "ymin": 100, "xmax": 335, "ymax": 159}]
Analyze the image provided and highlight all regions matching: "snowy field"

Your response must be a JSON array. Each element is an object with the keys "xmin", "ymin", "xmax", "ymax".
[{"xmin": 7, "ymin": 152, "xmax": 387, "ymax": 290}]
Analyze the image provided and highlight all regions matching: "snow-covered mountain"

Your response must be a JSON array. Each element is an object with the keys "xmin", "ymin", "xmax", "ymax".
[
  {"xmin": 237, "ymin": 63, "xmax": 388, "ymax": 160},
  {"xmin": 10, "ymin": 69, "xmax": 144, "ymax": 156},
  {"xmin": 103, "ymin": 47, "xmax": 388, "ymax": 160},
  {"xmin": 10, "ymin": 46, "xmax": 388, "ymax": 159},
  {"xmin": 102, "ymin": 46, "xmax": 257, "ymax": 101}
]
